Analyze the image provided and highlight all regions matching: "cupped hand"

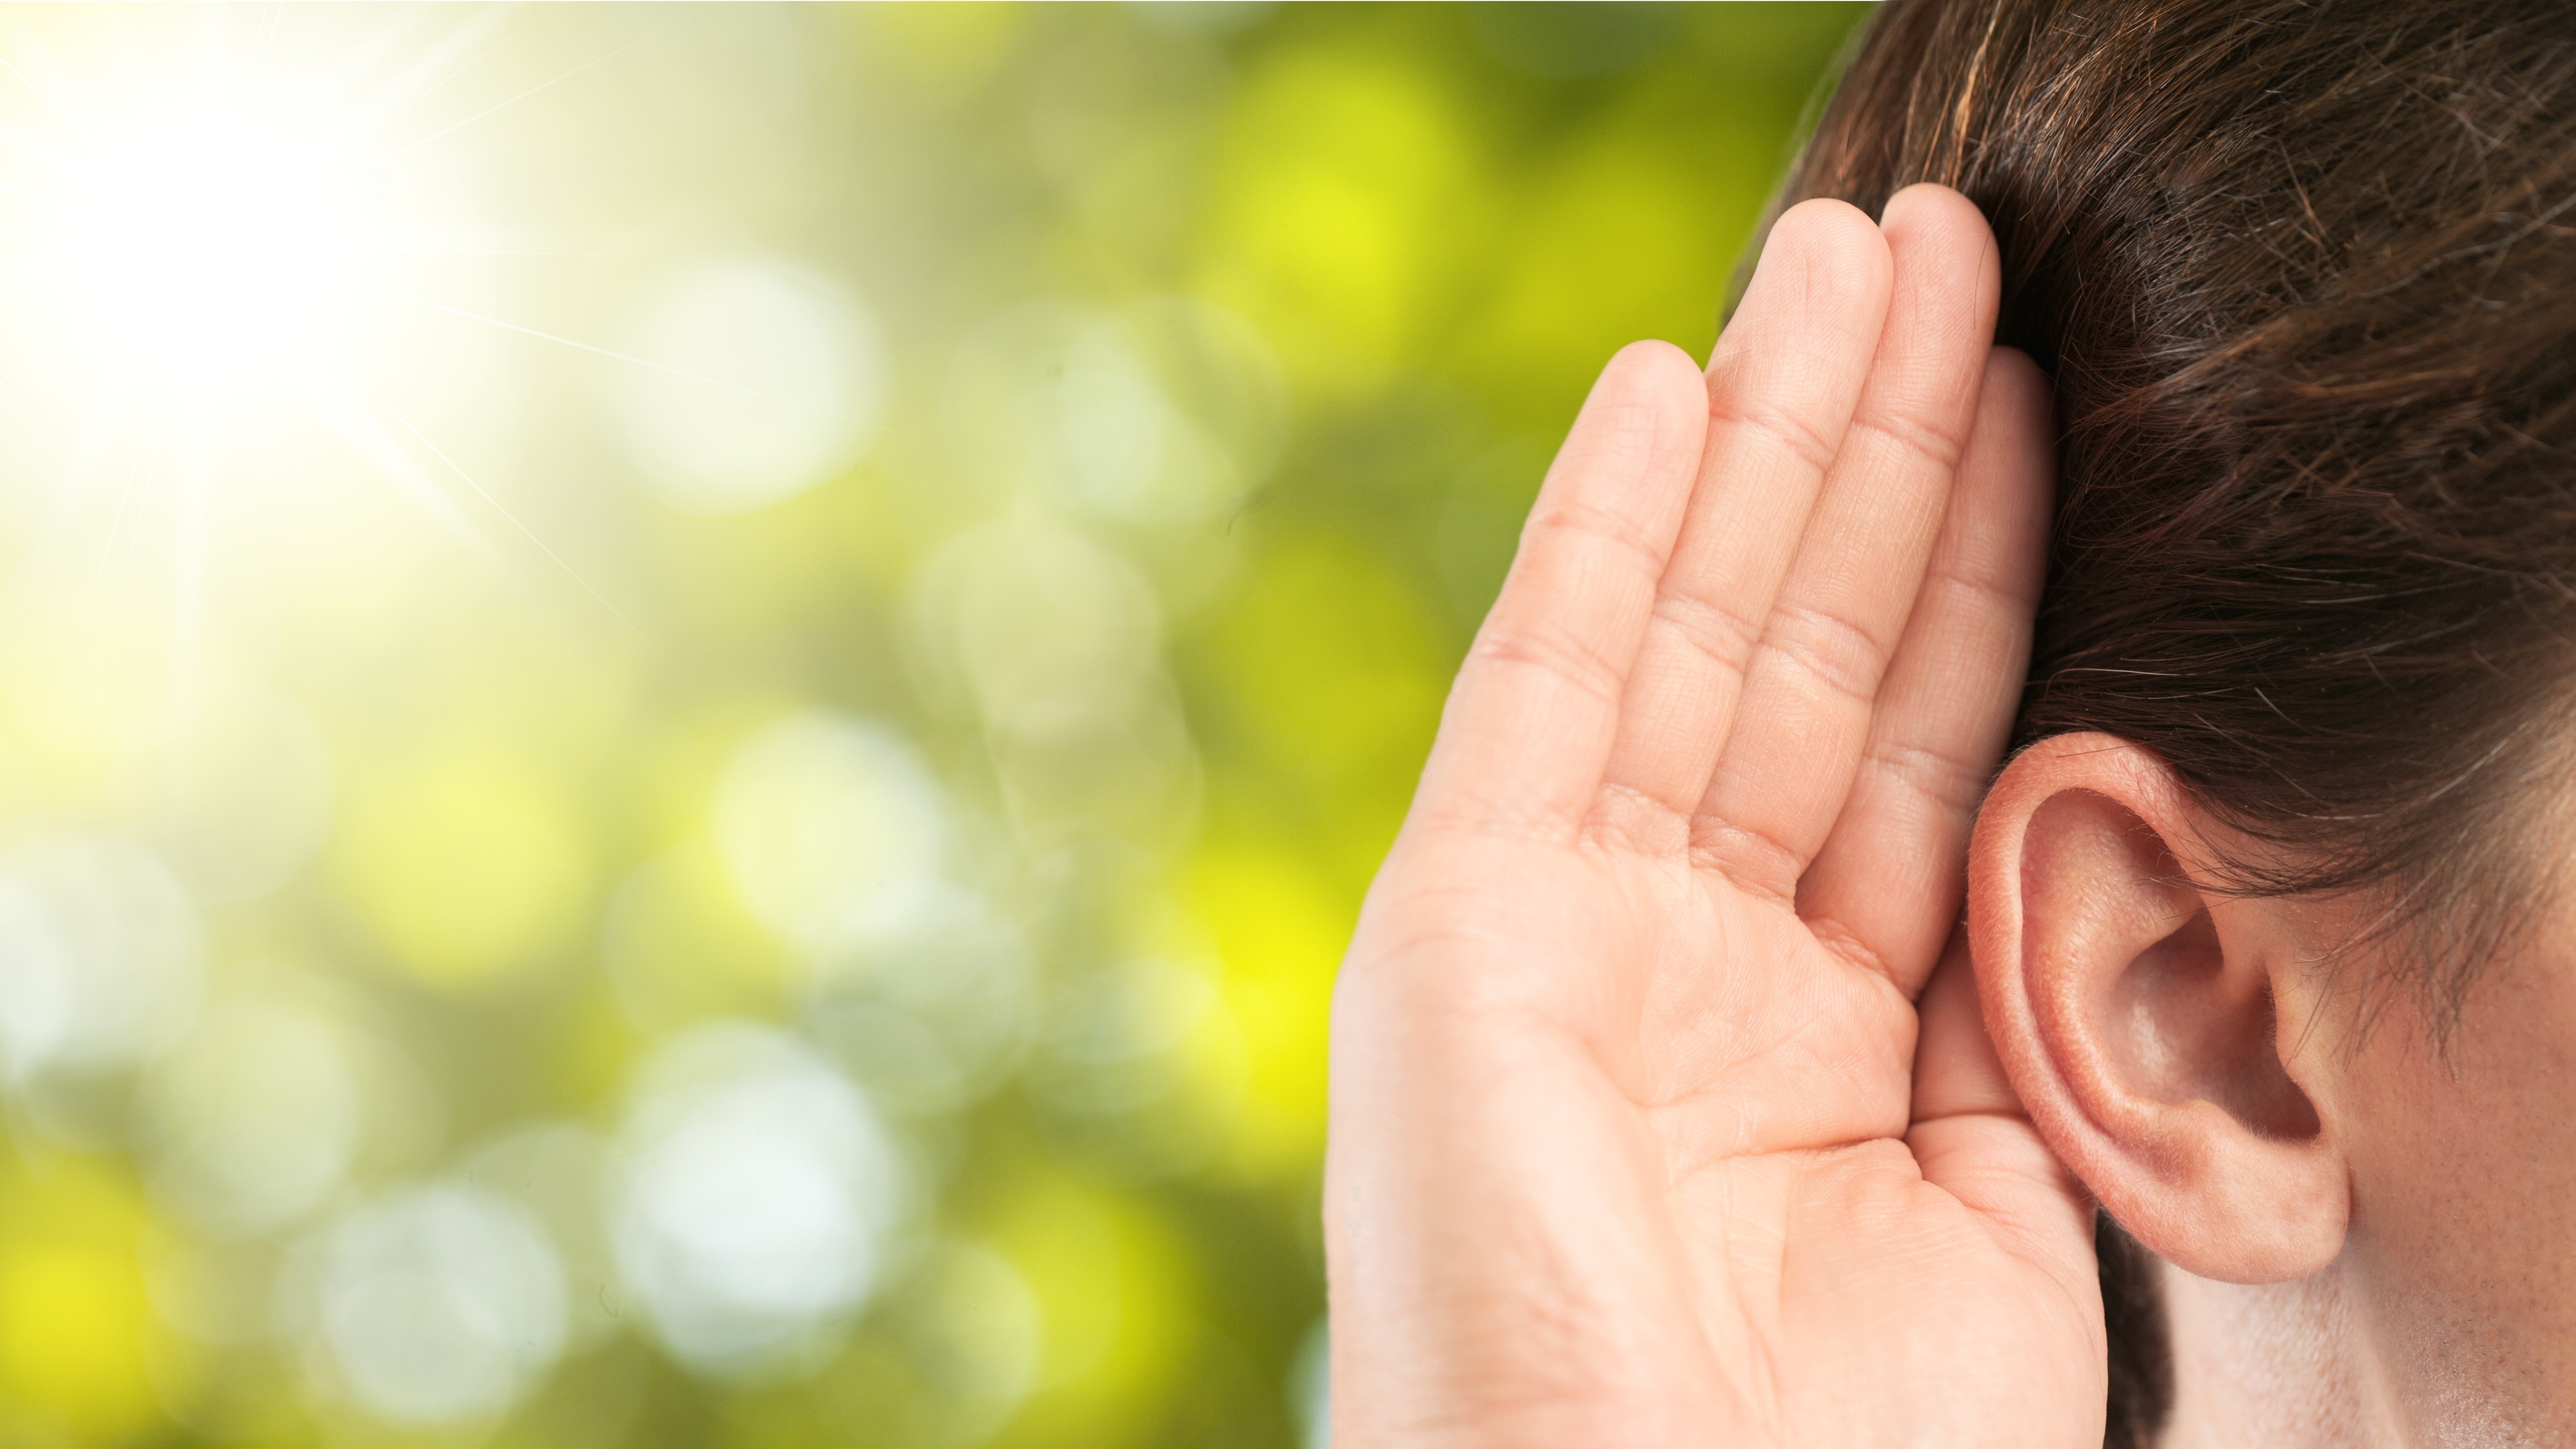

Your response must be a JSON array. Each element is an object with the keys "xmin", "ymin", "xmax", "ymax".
[{"xmin": 1324, "ymin": 185, "xmax": 2100, "ymax": 1448}]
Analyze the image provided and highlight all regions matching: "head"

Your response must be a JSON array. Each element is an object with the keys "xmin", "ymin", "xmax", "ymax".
[{"xmin": 1779, "ymin": 0, "xmax": 2576, "ymax": 1443}]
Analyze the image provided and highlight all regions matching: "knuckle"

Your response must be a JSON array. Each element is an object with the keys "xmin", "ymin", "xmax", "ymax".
[
  {"xmin": 1711, "ymin": 393, "xmax": 1842, "ymax": 477},
  {"xmin": 1848, "ymin": 404, "xmax": 1969, "ymax": 474},
  {"xmin": 1583, "ymin": 781, "xmax": 1693, "ymax": 857},
  {"xmin": 1920, "ymin": 555, "xmax": 2042, "ymax": 620},
  {"xmin": 1410, "ymin": 794, "xmax": 1575, "ymax": 850},
  {"xmin": 1801, "ymin": 912, "xmax": 1904, "ymax": 990},
  {"xmin": 1867, "ymin": 735, "xmax": 1992, "ymax": 817},
  {"xmin": 1762, "ymin": 600, "xmax": 1891, "ymax": 705},
  {"xmin": 1690, "ymin": 817, "xmax": 1806, "ymax": 905},
  {"xmin": 1649, "ymin": 590, "xmax": 1763, "ymax": 678},
  {"xmin": 1521, "ymin": 498, "xmax": 1666, "ymax": 579},
  {"xmin": 1471, "ymin": 623, "xmax": 1623, "ymax": 709}
]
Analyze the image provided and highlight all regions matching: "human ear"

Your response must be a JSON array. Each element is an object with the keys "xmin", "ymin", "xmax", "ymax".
[{"xmin": 1966, "ymin": 732, "xmax": 2348, "ymax": 1284}]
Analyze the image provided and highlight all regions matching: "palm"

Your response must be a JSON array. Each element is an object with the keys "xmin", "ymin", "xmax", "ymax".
[{"xmin": 1328, "ymin": 189, "xmax": 2101, "ymax": 1448}]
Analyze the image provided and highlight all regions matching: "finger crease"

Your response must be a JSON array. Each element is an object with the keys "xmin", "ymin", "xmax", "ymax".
[
  {"xmin": 1524, "ymin": 498, "xmax": 1670, "ymax": 580},
  {"xmin": 1584, "ymin": 781, "xmax": 1694, "ymax": 857},
  {"xmin": 1411, "ymin": 798, "xmax": 1582, "ymax": 849},
  {"xmin": 1762, "ymin": 601, "xmax": 1890, "ymax": 704},
  {"xmin": 1472, "ymin": 623, "xmax": 1625, "ymax": 711},
  {"xmin": 1689, "ymin": 818, "xmax": 1805, "ymax": 905},
  {"xmin": 1846, "ymin": 406, "xmax": 1968, "ymax": 473},
  {"xmin": 1919, "ymin": 557, "xmax": 2042, "ymax": 619},
  {"xmin": 1649, "ymin": 589, "xmax": 1763, "ymax": 677},
  {"xmin": 1865, "ymin": 736, "xmax": 1992, "ymax": 818},
  {"xmin": 1709, "ymin": 392, "xmax": 1842, "ymax": 477},
  {"xmin": 1803, "ymin": 912, "xmax": 1906, "ymax": 990}
]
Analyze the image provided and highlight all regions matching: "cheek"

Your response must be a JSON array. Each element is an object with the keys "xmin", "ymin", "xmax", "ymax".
[{"xmin": 2332, "ymin": 955, "xmax": 2576, "ymax": 1439}]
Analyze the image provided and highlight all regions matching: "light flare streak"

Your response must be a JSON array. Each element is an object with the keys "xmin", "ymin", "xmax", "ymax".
[
  {"xmin": 341, "ymin": 367, "xmax": 645, "ymax": 640},
  {"xmin": 359, "ymin": 285, "xmax": 758, "ymax": 394}
]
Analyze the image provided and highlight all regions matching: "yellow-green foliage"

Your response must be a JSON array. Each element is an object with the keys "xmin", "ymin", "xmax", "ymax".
[{"xmin": 0, "ymin": 5, "xmax": 1864, "ymax": 1445}]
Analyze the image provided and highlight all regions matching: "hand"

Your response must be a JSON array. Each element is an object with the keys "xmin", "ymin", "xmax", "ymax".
[{"xmin": 1324, "ymin": 185, "xmax": 2099, "ymax": 1448}]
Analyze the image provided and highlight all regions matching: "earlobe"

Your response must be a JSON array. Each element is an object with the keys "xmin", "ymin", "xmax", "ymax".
[{"xmin": 1968, "ymin": 733, "xmax": 2350, "ymax": 1284}]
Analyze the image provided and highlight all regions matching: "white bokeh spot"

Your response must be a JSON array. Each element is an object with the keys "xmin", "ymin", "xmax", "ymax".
[
  {"xmin": 316, "ymin": 1183, "xmax": 569, "ymax": 1426},
  {"xmin": 714, "ymin": 710, "xmax": 948, "ymax": 954},
  {"xmin": 143, "ymin": 992, "xmax": 362, "ymax": 1237},
  {"xmin": 0, "ymin": 837, "xmax": 202, "ymax": 1083},
  {"xmin": 613, "ymin": 254, "xmax": 886, "ymax": 515},
  {"xmin": 612, "ymin": 1022, "xmax": 905, "ymax": 1374}
]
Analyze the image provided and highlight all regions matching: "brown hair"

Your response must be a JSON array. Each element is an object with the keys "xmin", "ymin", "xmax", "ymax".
[{"xmin": 1772, "ymin": 1, "xmax": 2576, "ymax": 1442}]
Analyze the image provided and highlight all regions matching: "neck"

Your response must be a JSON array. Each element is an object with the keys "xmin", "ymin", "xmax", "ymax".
[{"xmin": 2155, "ymin": 1259, "xmax": 2406, "ymax": 1448}]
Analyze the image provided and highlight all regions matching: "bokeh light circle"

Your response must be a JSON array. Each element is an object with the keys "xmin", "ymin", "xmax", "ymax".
[
  {"xmin": 611, "ymin": 1022, "xmax": 906, "ymax": 1374},
  {"xmin": 142, "ymin": 993, "xmax": 362, "ymax": 1237},
  {"xmin": 805, "ymin": 882, "xmax": 1039, "ymax": 1116},
  {"xmin": 714, "ymin": 711, "xmax": 949, "ymax": 954},
  {"xmin": 0, "ymin": 838, "xmax": 202, "ymax": 1083},
  {"xmin": 917, "ymin": 516, "xmax": 1164, "ymax": 724},
  {"xmin": 314, "ymin": 1183, "xmax": 569, "ymax": 1426},
  {"xmin": 942, "ymin": 295, "xmax": 1285, "ymax": 525},
  {"xmin": 612, "ymin": 254, "xmax": 887, "ymax": 515},
  {"xmin": 458, "ymin": 1121, "xmax": 627, "ymax": 1350}
]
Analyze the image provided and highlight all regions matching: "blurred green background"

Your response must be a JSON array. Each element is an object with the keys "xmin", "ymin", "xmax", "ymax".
[{"xmin": 0, "ymin": 5, "xmax": 1866, "ymax": 1446}]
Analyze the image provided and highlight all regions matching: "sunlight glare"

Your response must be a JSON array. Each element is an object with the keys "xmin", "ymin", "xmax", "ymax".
[{"xmin": 45, "ymin": 102, "xmax": 377, "ymax": 393}]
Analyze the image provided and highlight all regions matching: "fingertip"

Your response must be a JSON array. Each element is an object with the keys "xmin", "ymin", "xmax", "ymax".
[
  {"xmin": 1977, "ymin": 346, "xmax": 2055, "ymax": 431},
  {"xmin": 1716, "ymin": 198, "xmax": 1894, "ymax": 383},
  {"xmin": 1591, "ymin": 337, "xmax": 1715, "ymax": 461},
  {"xmin": 1600, "ymin": 337, "xmax": 1702, "ymax": 396},
  {"xmin": 1955, "ymin": 346, "xmax": 2057, "ymax": 592},
  {"xmin": 1880, "ymin": 183, "xmax": 1995, "ymax": 265},
  {"xmin": 1879, "ymin": 182, "xmax": 1989, "ymax": 240},
  {"xmin": 1774, "ymin": 194, "xmax": 1885, "ymax": 252},
  {"xmin": 1882, "ymin": 183, "xmax": 2002, "ymax": 331},
  {"xmin": 1750, "ymin": 196, "xmax": 1893, "ymax": 312},
  {"xmin": 1970, "ymin": 347, "xmax": 2059, "ymax": 507}
]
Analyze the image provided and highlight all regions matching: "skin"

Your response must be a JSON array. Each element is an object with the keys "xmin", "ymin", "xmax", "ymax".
[
  {"xmin": 1326, "ymin": 181, "xmax": 2576, "ymax": 1446},
  {"xmin": 1971, "ymin": 739, "xmax": 2576, "ymax": 1447},
  {"xmin": 2146, "ymin": 893, "xmax": 2576, "ymax": 1449},
  {"xmin": 2327, "ymin": 942, "xmax": 2576, "ymax": 1449},
  {"xmin": 1325, "ymin": 186, "xmax": 2098, "ymax": 1447}
]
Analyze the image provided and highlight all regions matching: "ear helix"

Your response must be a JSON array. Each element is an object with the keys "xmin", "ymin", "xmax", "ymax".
[{"xmin": 1968, "ymin": 734, "xmax": 2349, "ymax": 1284}]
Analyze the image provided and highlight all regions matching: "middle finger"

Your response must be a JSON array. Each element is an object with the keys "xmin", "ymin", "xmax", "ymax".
[
  {"xmin": 1589, "ymin": 197, "xmax": 1892, "ymax": 837},
  {"xmin": 1690, "ymin": 183, "xmax": 2002, "ymax": 904}
]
